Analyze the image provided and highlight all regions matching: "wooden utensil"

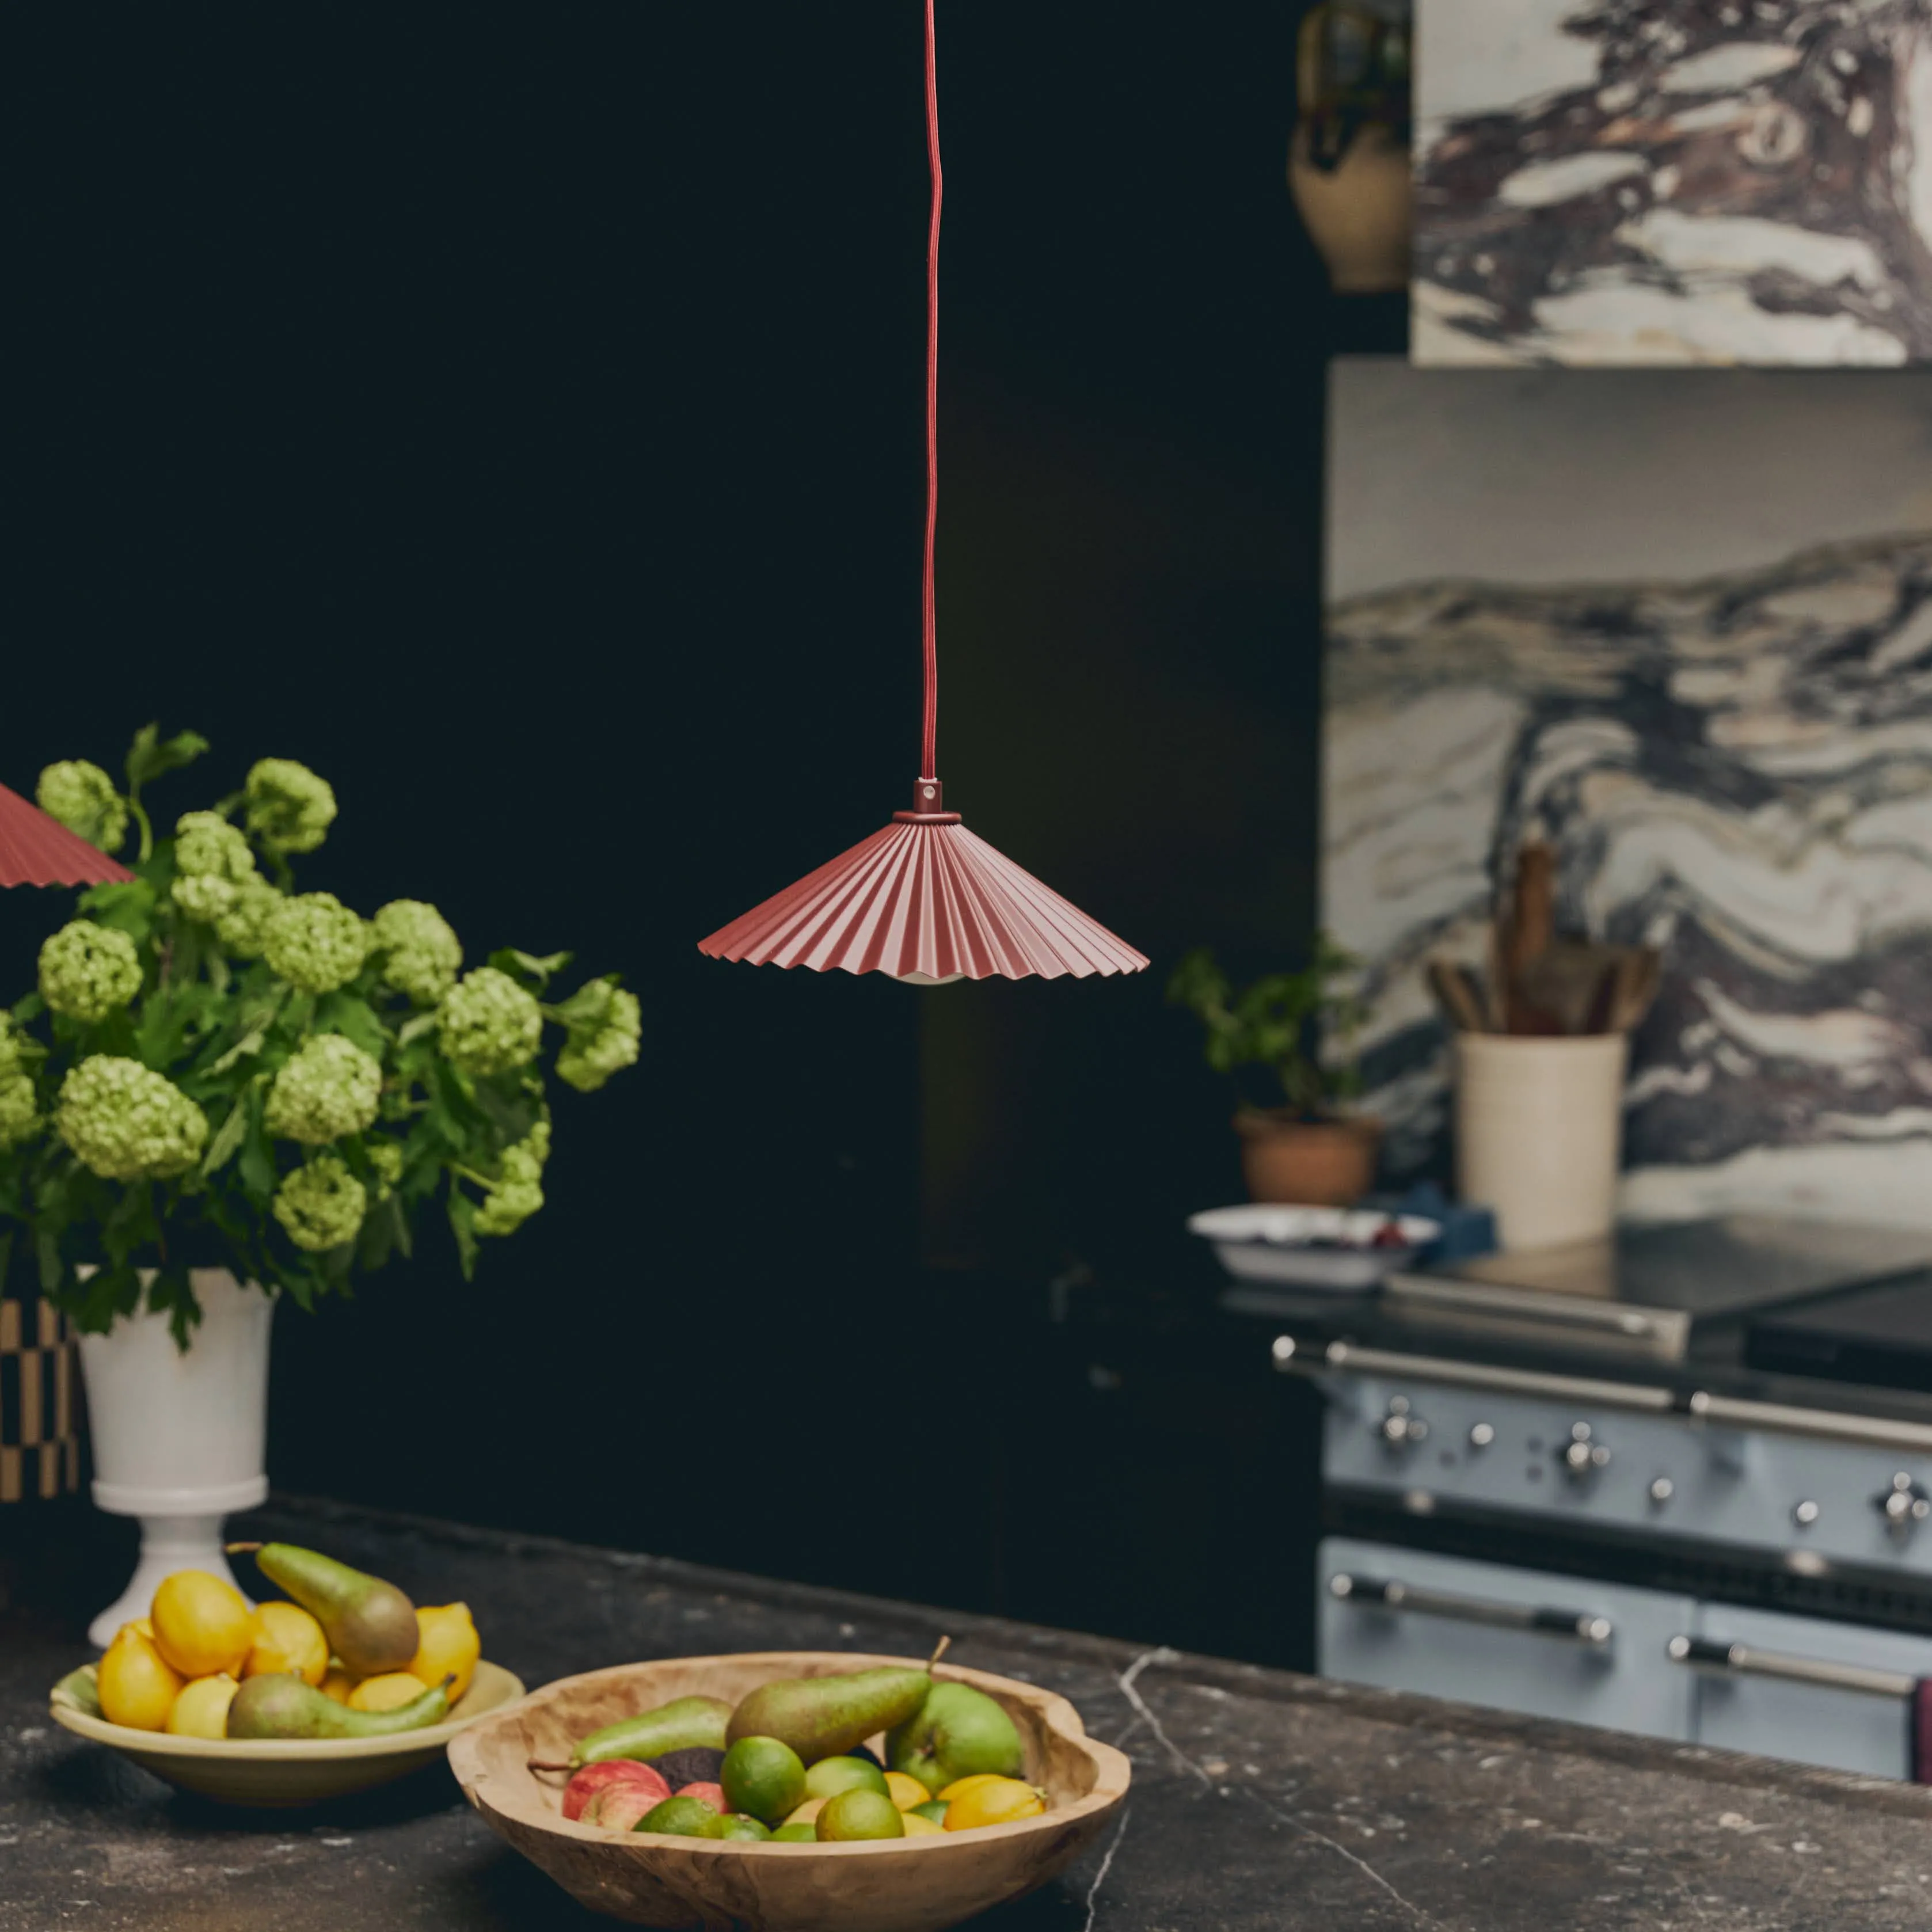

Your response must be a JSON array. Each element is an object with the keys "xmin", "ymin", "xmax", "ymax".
[
  {"xmin": 449, "ymin": 1651, "xmax": 1131, "ymax": 1932},
  {"xmin": 1427, "ymin": 959, "xmax": 1489, "ymax": 1033}
]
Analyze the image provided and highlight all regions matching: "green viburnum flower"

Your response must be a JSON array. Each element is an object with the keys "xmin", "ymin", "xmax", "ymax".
[
  {"xmin": 244, "ymin": 758, "xmax": 337, "ymax": 854},
  {"xmin": 556, "ymin": 980, "xmax": 641, "ymax": 1094},
  {"xmin": 39, "ymin": 922, "xmax": 143, "ymax": 1023},
  {"xmin": 370, "ymin": 899, "xmax": 462, "ymax": 1005},
  {"xmin": 272, "ymin": 1154, "xmax": 367, "ymax": 1252},
  {"xmin": 170, "ymin": 812, "xmax": 257, "ymax": 923},
  {"xmin": 438, "ymin": 967, "xmax": 542, "ymax": 1077},
  {"xmin": 476, "ymin": 1122, "xmax": 549, "ymax": 1237},
  {"xmin": 215, "ymin": 875, "xmax": 283, "ymax": 960},
  {"xmin": 36, "ymin": 762, "xmax": 127, "ymax": 854},
  {"xmin": 366, "ymin": 1138, "xmax": 405, "ymax": 1197},
  {"xmin": 262, "ymin": 892, "xmax": 368, "ymax": 994},
  {"xmin": 55, "ymin": 1055, "xmax": 208, "ymax": 1180},
  {"xmin": 264, "ymin": 1033, "xmax": 383, "ymax": 1144},
  {"xmin": 0, "ymin": 1073, "xmax": 39, "ymax": 1150}
]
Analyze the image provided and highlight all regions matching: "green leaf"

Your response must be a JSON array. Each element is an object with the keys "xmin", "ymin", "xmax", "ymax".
[
  {"xmin": 124, "ymin": 724, "xmax": 210, "ymax": 798},
  {"xmin": 314, "ymin": 992, "xmax": 390, "ymax": 1058},
  {"xmin": 238, "ymin": 1089, "xmax": 276, "ymax": 1197},
  {"xmin": 396, "ymin": 1011, "xmax": 438, "ymax": 1048},
  {"xmin": 447, "ymin": 1182, "xmax": 478, "ymax": 1281},
  {"xmin": 79, "ymin": 878, "xmax": 158, "ymax": 942},
  {"xmin": 200, "ymin": 1089, "xmax": 254, "ymax": 1178},
  {"xmin": 488, "ymin": 948, "xmax": 571, "ymax": 991}
]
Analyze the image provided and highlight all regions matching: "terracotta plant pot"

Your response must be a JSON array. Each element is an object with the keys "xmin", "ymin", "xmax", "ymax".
[{"xmin": 1235, "ymin": 1111, "xmax": 1382, "ymax": 1205}]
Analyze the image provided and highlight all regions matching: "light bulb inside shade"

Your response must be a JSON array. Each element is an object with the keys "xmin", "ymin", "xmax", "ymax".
[{"xmin": 893, "ymin": 970, "xmax": 965, "ymax": 986}]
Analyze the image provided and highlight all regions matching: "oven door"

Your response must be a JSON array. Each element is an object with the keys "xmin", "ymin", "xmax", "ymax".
[
  {"xmin": 1678, "ymin": 1603, "xmax": 1930, "ymax": 1780},
  {"xmin": 1319, "ymin": 1538, "xmax": 1695, "ymax": 1739}
]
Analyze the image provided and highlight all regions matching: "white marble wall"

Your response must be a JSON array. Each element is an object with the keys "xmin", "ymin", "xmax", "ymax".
[
  {"xmin": 1416, "ymin": 0, "xmax": 1932, "ymax": 366},
  {"xmin": 1325, "ymin": 362, "xmax": 1932, "ymax": 1224}
]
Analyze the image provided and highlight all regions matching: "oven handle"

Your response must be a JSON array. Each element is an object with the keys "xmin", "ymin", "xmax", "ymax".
[
  {"xmin": 1274, "ymin": 1334, "xmax": 1676, "ymax": 1413},
  {"xmin": 1329, "ymin": 1571, "xmax": 1614, "ymax": 1646},
  {"xmin": 1666, "ymin": 1634, "xmax": 1916, "ymax": 1699},
  {"xmin": 1272, "ymin": 1335, "xmax": 1932, "ymax": 1455}
]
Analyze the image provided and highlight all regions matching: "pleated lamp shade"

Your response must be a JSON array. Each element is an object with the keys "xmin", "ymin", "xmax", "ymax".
[
  {"xmin": 0, "ymin": 784, "xmax": 134, "ymax": 888},
  {"xmin": 699, "ymin": 1, "xmax": 1147, "ymax": 986},
  {"xmin": 698, "ymin": 785, "xmax": 1148, "ymax": 984}
]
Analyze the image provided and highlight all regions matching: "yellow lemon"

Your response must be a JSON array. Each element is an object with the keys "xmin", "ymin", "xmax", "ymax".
[
  {"xmin": 318, "ymin": 1667, "xmax": 357, "ymax": 1706},
  {"xmin": 150, "ymin": 1570, "xmax": 253, "ymax": 1679},
  {"xmin": 782, "ymin": 1797, "xmax": 827, "ymax": 1829},
  {"xmin": 348, "ymin": 1671, "xmax": 430, "ymax": 1713},
  {"xmin": 409, "ymin": 1603, "xmax": 480, "ymax": 1705},
  {"xmin": 884, "ymin": 1771, "xmax": 930, "ymax": 1811},
  {"xmin": 936, "ymin": 1774, "xmax": 1010, "ymax": 1802},
  {"xmin": 97, "ymin": 1627, "xmax": 185, "ymax": 1732},
  {"xmin": 942, "ymin": 1777, "xmax": 1047, "ymax": 1832},
  {"xmin": 166, "ymin": 1674, "xmax": 240, "ymax": 1739},
  {"xmin": 245, "ymin": 1602, "xmax": 329, "ymax": 1687},
  {"xmin": 900, "ymin": 1811, "xmax": 945, "ymax": 1838}
]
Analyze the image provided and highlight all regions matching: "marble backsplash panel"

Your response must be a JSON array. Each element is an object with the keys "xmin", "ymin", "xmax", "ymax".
[
  {"xmin": 1414, "ymin": 0, "xmax": 1932, "ymax": 366},
  {"xmin": 1325, "ymin": 360, "xmax": 1932, "ymax": 1223}
]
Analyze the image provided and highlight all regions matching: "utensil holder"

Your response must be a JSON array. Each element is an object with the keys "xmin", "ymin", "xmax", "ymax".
[{"xmin": 1454, "ymin": 1033, "xmax": 1627, "ymax": 1251}]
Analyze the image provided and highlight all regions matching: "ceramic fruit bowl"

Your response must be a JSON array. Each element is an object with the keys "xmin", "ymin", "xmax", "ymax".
[
  {"xmin": 1189, "ymin": 1204, "xmax": 1440, "ymax": 1291},
  {"xmin": 50, "ymin": 1659, "xmax": 526, "ymax": 1808},
  {"xmin": 447, "ymin": 1650, "xmax": 1132, "ymax": 1932}
]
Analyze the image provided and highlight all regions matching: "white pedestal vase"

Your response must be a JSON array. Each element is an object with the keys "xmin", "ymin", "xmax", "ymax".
[{"xmin": 76, "ymin": 1268, "xmax": 274, "ymax": 1649}]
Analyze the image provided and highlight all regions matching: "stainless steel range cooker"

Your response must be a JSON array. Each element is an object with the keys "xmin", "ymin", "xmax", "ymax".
[{"xmin": 1258, "ymin": 1220, "xmax": 1932, "ymax": 1783}]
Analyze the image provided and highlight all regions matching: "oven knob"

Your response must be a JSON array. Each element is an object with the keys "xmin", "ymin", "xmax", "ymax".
[
  {"xmin": 1649, "ymin": 1477, "xmax": 1674, "ymax": 1507},
  {"xmin": 1558, "ymin": 1422, "xmax": 1611, "ymax": 1481},
  {"xmin": 1468, "ymin": 1422, "xmax": 1495, "ymax": 1451},
  {"xmin": 1875, "ymin": 1471, "xmax": 1931, "ymax": 1534},
  {"xmin": 1792, "ymin": 1499, "xmax": 1819, "ymax": 1528},
  {"xmin": 1378, "ymin": 1397, "xmax": 1428, "ymax": 1449}
]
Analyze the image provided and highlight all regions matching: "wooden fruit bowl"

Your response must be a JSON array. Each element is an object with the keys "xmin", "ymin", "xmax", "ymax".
[{"xmin": 447, "ymin": 1651, "xmax": 1132, "ymax": 1932}]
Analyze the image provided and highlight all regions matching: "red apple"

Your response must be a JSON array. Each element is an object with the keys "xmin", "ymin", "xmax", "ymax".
[
  {"xmin": 566, "ymin": 1759, "xmax": 672, "ymax": 1823},
  {"xmin": 676, "ymin": 1781, "xmax": 727, "ymax": 1813},
  {"xmin": 588, "ymin": 1775, "xmax": 683, "ymax": 1832}
]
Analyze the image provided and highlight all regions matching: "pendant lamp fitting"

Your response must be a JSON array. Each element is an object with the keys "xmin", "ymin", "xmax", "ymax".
[{"xmin": 894, "ymin": 777, "xmax": 960, "ymax": 824}]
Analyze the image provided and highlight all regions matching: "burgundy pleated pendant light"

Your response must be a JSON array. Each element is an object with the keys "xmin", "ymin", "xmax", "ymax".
[
  {"xmin": 698, "ymin": 0, "xmax": 1147, "ymax": 986},
  {"xmin": 0, "ymin": 785, "xmax": 133, "ymax": 889}
]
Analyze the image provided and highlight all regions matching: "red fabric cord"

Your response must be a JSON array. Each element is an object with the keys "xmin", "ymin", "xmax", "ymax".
[{"xmin": 919, "ymin": 0, "xmax": 942, "ymax": 782}]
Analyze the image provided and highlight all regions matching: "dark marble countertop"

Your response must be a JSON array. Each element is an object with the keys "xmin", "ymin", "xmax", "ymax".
[{"xmin": 7, "ymin": 1496, "xmax": 1932, "ymax": 1930}]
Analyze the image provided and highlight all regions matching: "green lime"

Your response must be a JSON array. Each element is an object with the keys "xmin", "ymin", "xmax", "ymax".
[
  {"xmin": 816, "ymin": 1788, "xmax": 906, "ymax": 1842},
  {"xmin": 707, "ymin": 1812, "xmax": 773, "ymax": 1842},
  {"xmin": 636, "ymin": 1795, "xmax": 719, "ymax": 1837},
  {"xmin": 721, "ymin": 1735, "xmax": 808, "ymax": 1824},
  {"xmin": 770, "ymin": 1823, "xmax": 818, "ymax": 1843},
  {"xmin": 911, "ymin": 1800, "xmax": 948, "ymax": 1825},
  {"xmin": 803, "ymin": 1755, "xmax": 890, "ymax": 1803}
]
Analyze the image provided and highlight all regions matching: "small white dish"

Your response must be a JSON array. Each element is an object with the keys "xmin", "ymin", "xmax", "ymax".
[{"xmin": 1187, "ymin": 1205, "xmax": 1440, "ymax": 1291}]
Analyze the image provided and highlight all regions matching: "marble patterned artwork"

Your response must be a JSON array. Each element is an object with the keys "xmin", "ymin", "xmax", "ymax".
[
  {"xmin": 1324, "ymin": 359, "xmax": 1932, "ymax": 1223},
  {"xmin": 1414, "ymin": 0, "xmax": 1932, "ymax": 365}
]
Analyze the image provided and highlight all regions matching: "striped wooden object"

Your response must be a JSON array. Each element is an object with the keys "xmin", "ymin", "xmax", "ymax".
[{"xmin": 1, "ymin": 1296, "xmax": 82, "ymax": 1504}]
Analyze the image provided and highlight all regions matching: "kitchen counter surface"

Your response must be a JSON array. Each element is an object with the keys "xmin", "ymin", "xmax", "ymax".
[{"xmin": 6, "ymin": 1496, "xmax": 1932, "ymax": 1930}]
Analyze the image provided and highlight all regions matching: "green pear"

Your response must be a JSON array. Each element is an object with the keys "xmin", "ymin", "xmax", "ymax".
[
  {"xmin": 227, "ymin": 1670, "xmax": 452, "ymax": 1739},
  {"xmin": 727, "ymin": 1666, "xmax": 932, "ymax": 1766},
  {"xmin": 572, "ymin": 1696, "xmax": 735, "ymax": 1769},
  {"xmin": 230, "ymin": 1542, "xmax": 420, "ymax": 1678},
  {"xmin": 887, "ymin": 1681, "xmax": 1023, "ymax": 1792}
]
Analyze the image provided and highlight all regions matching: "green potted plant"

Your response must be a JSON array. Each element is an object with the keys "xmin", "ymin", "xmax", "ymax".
[
  {"xmin": 1168, "ymin": 933, "xmax": 1380, "ymax": 1204},
  {"xmin": 0, "ymin": 728, "xmax": 640, "ymax": 1642}
]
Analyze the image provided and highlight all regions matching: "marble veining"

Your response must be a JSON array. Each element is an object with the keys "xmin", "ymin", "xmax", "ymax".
[
  {"xmin": 1415, "ymin": 0, "xmax": 1932, "ymax": 365},
  {"xmin": 1328, "ymin": 530, "xmax": 1932, "ymax": 1220}
]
